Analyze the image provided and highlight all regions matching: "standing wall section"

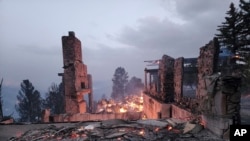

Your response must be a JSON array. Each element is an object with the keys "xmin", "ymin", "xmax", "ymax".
[
  {"xmin": 159, "ymin": 55, "xmax": 175, "ymax": 103},
  {"xmin": 61, "ymin": 31, "xmax": 90, "ymax": 114},
  {"xmin": 174, "ymin": 57, "xmax": 184, "ymax": 102},
  {"xmin": 196, "ymin": 38, "xmax": 220, "ymax": 99}
]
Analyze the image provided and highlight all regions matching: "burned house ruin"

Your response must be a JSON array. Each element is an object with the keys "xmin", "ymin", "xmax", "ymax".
[
  {"xmin": 143, "ymin": 37, "xmax": 242, "ymax": 139},
  {"xmin": 59, "ymin": 31, "xmax": 93, "ymax": 114},
  {"xmin": 41, "ymin": 32, "xmax": 241, "ymax": 140}
]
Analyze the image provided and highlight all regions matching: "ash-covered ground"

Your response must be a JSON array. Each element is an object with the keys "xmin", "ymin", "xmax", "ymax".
[{"xmin": 1, "ymin": 119, "xmax": 225, "ymax": 141}]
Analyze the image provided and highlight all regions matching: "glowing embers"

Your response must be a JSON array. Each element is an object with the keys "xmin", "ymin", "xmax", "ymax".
[
  {"xmin": 119, "ymin": 107, "xmax": 127, "ymax": 113},
  {"xmin": 96, "ymin": 93, "xmax": 143, "ymax": 114},
  {"xmin": 138, "ymin": 130, "xmax": 145, "ymax": 136},
  {"xmin": 166, "ymin": 125, "xmax": 173, "ymax": 131}
]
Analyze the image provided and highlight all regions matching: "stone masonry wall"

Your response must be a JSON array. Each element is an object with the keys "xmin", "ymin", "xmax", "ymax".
[
  {"xmin": 143, "ymin": 93, "xmax": 171, "ymax": 119},
  {"xmin": 195, "ymin": 38, "xmax": 241, "ymax": 139},
  {"xmin": 196, "ymin": 38, "xmax": 219, "ymax": 99},
  {"xmin": 61, "ymin": 31, "xmax": 90, "ymax": 114},
  {"xmin": 159, "ymin": 55, "xmax": 175, "ymax": 103},
  {"xmin": 174, "ymin": 57, "xmax": 184, "ymax": 102}
]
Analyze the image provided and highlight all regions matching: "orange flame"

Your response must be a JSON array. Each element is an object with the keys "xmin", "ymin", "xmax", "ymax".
[{"xmin": 119, "ymin": 107, "xmax": 127, "ymax": 113}]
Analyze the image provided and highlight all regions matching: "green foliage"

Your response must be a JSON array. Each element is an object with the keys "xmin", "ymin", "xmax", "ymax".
[
  {"xmin": 125, "ymin": 76, "xmax": 144, "ymax": 95},
  {"xmin": 111, "ymin": 67, "xmax": 129, "ymax": 101},
  {"xmin": 239, "ymin": 0, "xmax": 250, "ymax": 50},
  {"xmin": 216, "ymin": 1, "xmax": 250, "ymax": 57},
  {"xmin": 238, "ymin": 0, "xmax": 250, "ymax": 93},
  {"xmin": 216, "ymin": 3, "xmax": 241, "ymax": 55},
  {"xmin": 15, "ymin": 80, "xmax": 43, "ymax": 122},
  {"xmin": 43, "ymin": 83, "xmax": 65, "ymax": 115},
  {"xmin": 216, "ymin": 0, "xmax": 250, "ymax": 93}
]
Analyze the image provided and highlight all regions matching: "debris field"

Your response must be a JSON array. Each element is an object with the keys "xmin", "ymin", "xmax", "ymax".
[{"xmin": 8, "ymin": 119, "xmax": 224, "ymax": 141}]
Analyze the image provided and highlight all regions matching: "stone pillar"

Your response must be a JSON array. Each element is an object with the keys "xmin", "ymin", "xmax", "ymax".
[
  {"xmin": 196, "ymin": 38, "xmax": 220, "ymax": 99},
  {"xmin": 149, "ymin": 74, "xmax": 152, "ymax": 90},
  {"xmin": 144, "ymin": 68, "xmax": 148, "ymax": 92},
  {"xmin": 41, "ymin": 109, "xmax": 50, "ymax": 123},
  {"xmin": 88, "ymin": 74, "xmax": 93, "ymax": 113},
  {"xmin": 174, "ymin": 57, "xmax": 184, "ymax": 102},
  {"xmin": 158, "ymin": 55, "xmax": 175, "ymax": 102}
]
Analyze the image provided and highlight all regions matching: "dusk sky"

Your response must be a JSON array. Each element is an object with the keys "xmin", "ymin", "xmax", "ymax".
[{"xmin": 0, "ymin": 0, "xmax": 239, "ymax": 115}]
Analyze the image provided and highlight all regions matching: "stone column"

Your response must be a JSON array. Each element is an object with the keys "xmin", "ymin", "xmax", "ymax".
[
  {"xmin": 159, "ymin": 55, "xmax": 175, "ymax": 102},
  {"xmin": 149, "ymin": 74, "xmax": 152, "ymax": 90},
  {"xmin": 174, "ymin": 57, "xmax": 184, "ymax": 102},
  {"xmin": 196, "ymin": 38, "xmax": 219, "ymax": 99},
  {"xmin": 88, "ymin": 74, "xmax": 93, "ymax": 113},
  {"xmin": 144, "ymin": 68, "xmax": 148, "ymax": 92},
  {"xmin": 41, "ymin": 109, "xmax": 50, "ymax": 123}
]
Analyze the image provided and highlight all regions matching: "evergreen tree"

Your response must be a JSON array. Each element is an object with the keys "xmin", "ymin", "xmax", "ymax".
[
  {"xmin": 15, "ymin": 80, "xmax": 43, "ymax": 122},
  {"xmin": 238, "ymin": 0, "xmax": 250, "ymax": 92},
  {"xmin": 216, "ymin": 3, "xmax": 241, "ymax": 56},
  {"xmin": 44, "ymin": 83, "xmax": 64, "ymax": 115},
  {"xmin": 111, "ymin": 67, "xmax": 128, "ymax": 101},
  {"xmin": 238, "ymin": 0, "xmax": 250, "ymax": 56},
  {"xmin": 125, "ymin": 76, "xmax": 144, "ymax": 95}
]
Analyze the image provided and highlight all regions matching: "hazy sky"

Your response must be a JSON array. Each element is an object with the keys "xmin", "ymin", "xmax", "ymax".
[{"xmin": 0, "ymin": 0, "xmax": 239, "ymax": 101}]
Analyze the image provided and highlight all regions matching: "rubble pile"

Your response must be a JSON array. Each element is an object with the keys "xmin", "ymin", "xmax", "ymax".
[{"xmin": 8, "ymin": 119, "xmax": 224, "ymax": 141}]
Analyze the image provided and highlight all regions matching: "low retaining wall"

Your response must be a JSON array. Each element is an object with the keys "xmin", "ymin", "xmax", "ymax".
[
  {"xmin": 143, "ymin": 93, "xmax": 171, "ymax": 119},
  {"xmin": 53, "ymin": 112, "xmax": 142, "ymax": 122},
  {"xmin": 171, "ymin": 104, "xmax": 193, "ymax": 121}
]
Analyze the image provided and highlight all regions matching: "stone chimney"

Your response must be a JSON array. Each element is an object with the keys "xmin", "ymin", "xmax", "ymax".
[{"xmin": 68, "ymin": 31, "xmax": 75, "ymax": 37}]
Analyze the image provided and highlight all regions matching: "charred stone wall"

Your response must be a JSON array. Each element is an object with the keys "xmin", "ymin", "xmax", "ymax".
[
  {"xmin": 195, "ymin": 38, "xmax": 241, "ymax": 139},
  {"xmin": 159, "ymin": 55, "xmax": 175, "ymax": 103},
  {"xmin": 196, "ymin": 38, "xmax": 220, "ymax": 99},
  {"xmin": 174, "ymin": 57, "xmax": 184, "ymax": 102},
  {"xmin": 61, "ymin": 31, "xmax": 91, "ymax": 114},
  {"xmin": 199, "ymin": 75, "xmax": 241, "ymax": 116}
]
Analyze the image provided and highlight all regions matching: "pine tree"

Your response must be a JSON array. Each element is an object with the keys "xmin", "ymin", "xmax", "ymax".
[
  {"xmin": 44, "ymin": 83, "xmax": 64, "ymax": 115},
  {"xmin": 15, "ymin": 80, "xmax": 43, "ymax": 122},
  {"xmin": 111, "ymin": 67, "xmax": 128, "ymax": 101},
  {"xmin": 238, "ymin": 0, "xmax": 250, "ymax": 92},
  {"xmin": 238, "ymin": 0, "xmax": 250, "ymax": 56},
  {"xmin": 216, "ymin": 3, "xmax": 241, "ymax": 56}
]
